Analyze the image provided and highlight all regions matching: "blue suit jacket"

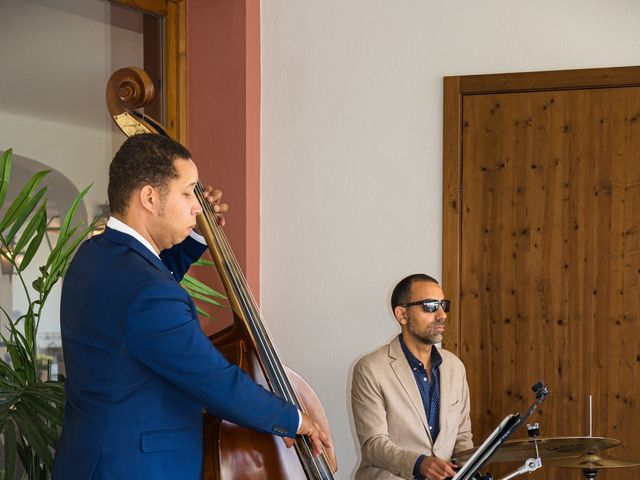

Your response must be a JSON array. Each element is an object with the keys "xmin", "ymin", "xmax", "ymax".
[{"xmin": 52, "ymin": 227, "xmax": 298, "ymax": 479}]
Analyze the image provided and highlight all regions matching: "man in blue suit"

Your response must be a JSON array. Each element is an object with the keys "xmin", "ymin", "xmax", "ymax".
[{"xmin": 53, "ymin": 134, "xmax": 330, "ymax": 479}]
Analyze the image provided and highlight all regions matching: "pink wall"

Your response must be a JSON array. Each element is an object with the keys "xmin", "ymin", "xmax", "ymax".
[{"xmin": 187, "ymin": 0, "xmax": 260, "ymax": 334}]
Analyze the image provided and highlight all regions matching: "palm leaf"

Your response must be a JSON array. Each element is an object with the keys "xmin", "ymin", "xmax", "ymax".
[
  {"xmin": 15, "ymin": 442, "xmax": 30, "ymax": 479},
  {"xmin": 183, "ymin": 288, "xmax": 228, "ymax": 309},
  {"xmin": 45, "ymin": 224, "xmax": 79, "ymax": 271},
  {"xmin": 191, "ymin": 258, "xmax": 214, "ymax": 267},
  {"xmin": 0, "ymin": 170, "xmax": 49, "ymax": 233},
  {"xmin": 19, "ymin": 207, "xmax": 47, "ymax": 272},
  {"xmin": 181, "ymin": 274, "xmax": 227, "ymax": 299},
  {"xmin": 22, "ymin": 392, "xmax": 64, "ymax": 425},
  {"xmin": 56, "ymin": 183, "xmax": 92, "ymax": 244},
  {"xmin": 5, "ymin": 186, "xmax": 47, "ymax": 246},
  {"xmin": 0, "ymin": 358, "xmax": 22, "ymax": 383},
  {"xmin": 14, "ymin": 201, "xmax": 47, "ymax": 258},
  {"xmin": 0, "ymin": 148, "xmax": 12, "ymax": 212},
  {"xmin": 12, "ymin": 406, "xmax": 53, "ymax": 466},
  {"xmin": 19, "ymin": 399, "xmax": 58, "ymax": 445},
  {"xmin": 3, "ymin": 418, "xmax": 17, "ymax": 480}
]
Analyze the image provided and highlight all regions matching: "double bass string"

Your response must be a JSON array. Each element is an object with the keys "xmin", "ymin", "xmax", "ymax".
[
  {"xmin": 194, "ymin": 183, "xmax": 333, "ymax": 478},
  {"xmin": 194, "ymin": 184, "xmax": 294, "ymax": 400}
]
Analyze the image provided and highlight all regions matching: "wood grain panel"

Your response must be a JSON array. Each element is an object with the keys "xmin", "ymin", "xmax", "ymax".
[
  {"xmin": 442, "ymin": 76, "xmax": 462, "ymax": 356},
  {"xmin": 445, "ymin": 69, "xmax": 640, "ymax": 479}
]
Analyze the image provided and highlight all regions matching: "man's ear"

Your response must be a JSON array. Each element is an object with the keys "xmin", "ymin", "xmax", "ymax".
[
  {"xmin": 394, "ymin": 306, "xmax": 408, "ymax": 326},
  {"xmin": 139, "ymin": 185, "xmax": 157, "ymax": 213}
]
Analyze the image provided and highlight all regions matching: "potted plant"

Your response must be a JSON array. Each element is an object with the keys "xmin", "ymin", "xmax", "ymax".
[{"xmin": 0, "ymin": 148, "xmax": 95, "ymax": 479}]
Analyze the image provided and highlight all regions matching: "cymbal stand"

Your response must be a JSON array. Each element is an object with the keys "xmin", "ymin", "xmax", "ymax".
[
  {"xmin": 497, "ymin": 411, "xmax": 545, "ymax": 479},
  {"xmin": 582, "ymin": 396, "xmax": 597, "ymax": 479},
  {"xmin": 497, "ymin": 449, "xmax": 542, "ymax": 480}
]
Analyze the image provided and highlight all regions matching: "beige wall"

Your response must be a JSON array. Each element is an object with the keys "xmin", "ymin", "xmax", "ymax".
[{"xmin": 260, "ymin": 1, "xmax": 640, "ymax": 476}]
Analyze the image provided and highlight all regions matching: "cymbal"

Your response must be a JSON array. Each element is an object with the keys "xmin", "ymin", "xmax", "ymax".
[
  {"xmin": 453, "ymin": 437, "xmax": 620, "ymax": 465},
  {"xmin": 545, "ymin": 453, "xmax": 640, "ymax": 469}
]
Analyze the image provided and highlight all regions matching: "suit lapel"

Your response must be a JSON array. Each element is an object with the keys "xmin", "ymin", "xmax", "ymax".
[
  {"xmin": 435, "ymin": 347, "xmax": 450, "ymax": 449},
  {"xmin": 388, "ymin": 337, "xmax": 432, "ymax": 442},
  {"xmin": 102, "ymin": 227, "xmax": 173, "ymax": 278}
]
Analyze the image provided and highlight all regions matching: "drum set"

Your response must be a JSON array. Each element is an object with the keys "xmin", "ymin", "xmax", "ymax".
[
  {"xmin": 454, "ymin": 432, "xmax": 640, "ymax": 479},
  {"xmin": 453, "ymin": 385, "xmax": 640, "ymax": 480}
]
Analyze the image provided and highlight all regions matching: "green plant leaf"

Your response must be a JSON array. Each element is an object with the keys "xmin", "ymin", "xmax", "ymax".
[
  {"xmin": 56, "ymin": 183, "xmax": 92, "ymax": 245},
  {"xmin": 19, "ymin": 400, "xmax": 58, "ymax": 445},
  {"xmin": 15, "ymin": 442, "xmax": 30, "ymax": 478},
  {"xmin": 181, "ymin": 274, "xmax": 227, "ymax": 299},
  {"xmin": 0, "ymin": 358, "xmax": 22, "ymax": 384},
  {"xmin": 6, "ymin": 343, "xmax": 26, "ymax": 377},
  {"xmin": 46, "ymin": 224, "xmax": 79, "ymax": 271},
  {"xmin": 3, "ymin": 417, "xmax": 17, "ymax": 480},
  {"xmin": 18, "ymin": 206, "xmax": 48, "ymax": 272},
  {"xmin": 183, "ymin": 288, "xmax": 228, "ymax": 309},
  {"xmin": 0, "ymin": 169, "xmax": 49, "ymax": 234},
  {"xmin": 22, "ymin": 392, "xmax": 64, "ymax": 425},
  {"xmin": 5, "ymin": 186, "xmax": 47, "ymax": 246},
  {"xmin": 43, "ymin": 221, "xmax": 93, "ymax": 293},
  {"xmin": 191, "ymin": 258, "xmax": 215, "ymax": 267},
  {"xmin": 0, "ymin": 148, "xmax": 12, "ymax": 212},
  {"xmin": 195, "ymin": 306, "xmax": 211, "ymax": 319},
  {"xmin": 25, "ymin": 384, "xmax": 65, "ymax": 405},
  {"xmin": 12, "ymin": 406, "xmax": 53, "ymax": 466},
  {"xmin": 13, "ymin": 201, "xmax": 47, "ymax": 257}
]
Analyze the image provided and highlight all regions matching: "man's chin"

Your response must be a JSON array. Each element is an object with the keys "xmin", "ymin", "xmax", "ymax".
[{"xmin": 416, "ymin": 335, "xmax": 442, "ymax": 346}]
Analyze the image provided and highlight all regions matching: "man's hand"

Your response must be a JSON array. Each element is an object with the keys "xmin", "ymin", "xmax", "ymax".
[
  {"xmin": 199, "ymin": 186, "xmax": 229, "ymax": 227},
  {"xmin": 419, "ymin": 456, "xmax": 457, "ymax": 480},
  {"xmin": 282, "ymin": 412, "xmax": 333, "ymax": 456}
]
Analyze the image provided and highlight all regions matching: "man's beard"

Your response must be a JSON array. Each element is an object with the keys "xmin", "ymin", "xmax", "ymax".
[{"xmin": 407, "ymin": 318, "xmax": 444, "ymax": 345}]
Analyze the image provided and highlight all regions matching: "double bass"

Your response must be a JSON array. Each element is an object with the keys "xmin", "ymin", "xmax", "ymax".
[{"xmin": 106, "ymin": 67, "xmax": 338, "ymax": 479}]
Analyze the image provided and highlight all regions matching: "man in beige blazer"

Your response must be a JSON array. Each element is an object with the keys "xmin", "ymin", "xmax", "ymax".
[{"xmin": 352, "ymin": 274, "xmax": 473, "ymax": 480}]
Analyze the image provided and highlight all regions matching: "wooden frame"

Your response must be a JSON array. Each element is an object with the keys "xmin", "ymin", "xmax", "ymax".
[
  {"xmin": 111, "ymin": 0, "xmax": 188, "ymax": 144},
  {"xmin": 442, "ymin": 65, "xmax": 640, "ymax": 356}
]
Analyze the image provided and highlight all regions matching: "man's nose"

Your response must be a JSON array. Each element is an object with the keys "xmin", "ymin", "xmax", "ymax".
[{"xmin": 193, "ymin": 199, "xmax": 203, "ymax": 215}]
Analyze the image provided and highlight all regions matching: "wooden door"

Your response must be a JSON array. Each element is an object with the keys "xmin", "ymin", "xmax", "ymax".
[{"xmin": 443, "ymin": 67, "xmax": 640, "ymax": 479}]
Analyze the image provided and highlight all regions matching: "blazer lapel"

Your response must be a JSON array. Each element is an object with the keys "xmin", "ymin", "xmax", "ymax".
[
  {"xmin": 102, "ymin": 227, "xmax": 173, "ymax": 278},
  {"xmin": 388, "ymin": 337, "xmax": 432, "ymax": 442},
  {"xmin": 435, "ymin": 347, "xmax": 451, "ymax": 449}
]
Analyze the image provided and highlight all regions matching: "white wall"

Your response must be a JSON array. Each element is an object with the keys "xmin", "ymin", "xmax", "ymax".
[{"xmin": 261, "ymin": 1, "xmax": 640, "ymax": 477}]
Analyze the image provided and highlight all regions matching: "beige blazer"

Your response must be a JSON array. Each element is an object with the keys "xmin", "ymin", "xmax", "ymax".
[{"xmin": 351, "ymin": 336, "xmax": 473, "ymax": 480}]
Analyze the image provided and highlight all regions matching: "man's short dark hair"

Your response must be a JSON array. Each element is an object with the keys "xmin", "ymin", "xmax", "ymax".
[
  {"xmin": 108, "ymin": 133, "xmax": 193, "ymax": 215},
  {"xmin": 390, "ymin": 273, "xmax": 439, "ymax": 310}
]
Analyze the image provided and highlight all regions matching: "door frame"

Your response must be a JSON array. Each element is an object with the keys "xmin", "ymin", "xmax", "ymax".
[
  {"xmin": 442, "ymin": 65, "xmax": 640, "ymax": 355},
  {"xmin": 112, "ymin": 0, "xmax": 188, "ymax": 143}
]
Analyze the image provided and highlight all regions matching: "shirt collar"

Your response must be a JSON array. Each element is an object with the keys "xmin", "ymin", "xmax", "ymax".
[
  {"xmin": 106, "ymin": 216, "xmax": 160, "ymax": 259},
  {"xmin": 398, "ymin": 334, "xmax": 443, "ymax": 370}
]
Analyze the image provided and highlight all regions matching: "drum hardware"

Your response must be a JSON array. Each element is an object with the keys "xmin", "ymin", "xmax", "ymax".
[
  {"xmin": 455, "ymin": 393, "xmax": 640, "ymax": 480},
  {"xmin": 497, "ymin": 458, "xmax": 541, "ymax": 480},
  {"xmin": 452, "ymin": 381, "xmax": 550, "ymax": 480}
]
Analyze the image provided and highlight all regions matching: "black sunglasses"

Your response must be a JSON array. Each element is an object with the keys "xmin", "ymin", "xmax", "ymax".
[{"xmin": 401, "ymin": 298, "xmax": 451, "ymax": 313}]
